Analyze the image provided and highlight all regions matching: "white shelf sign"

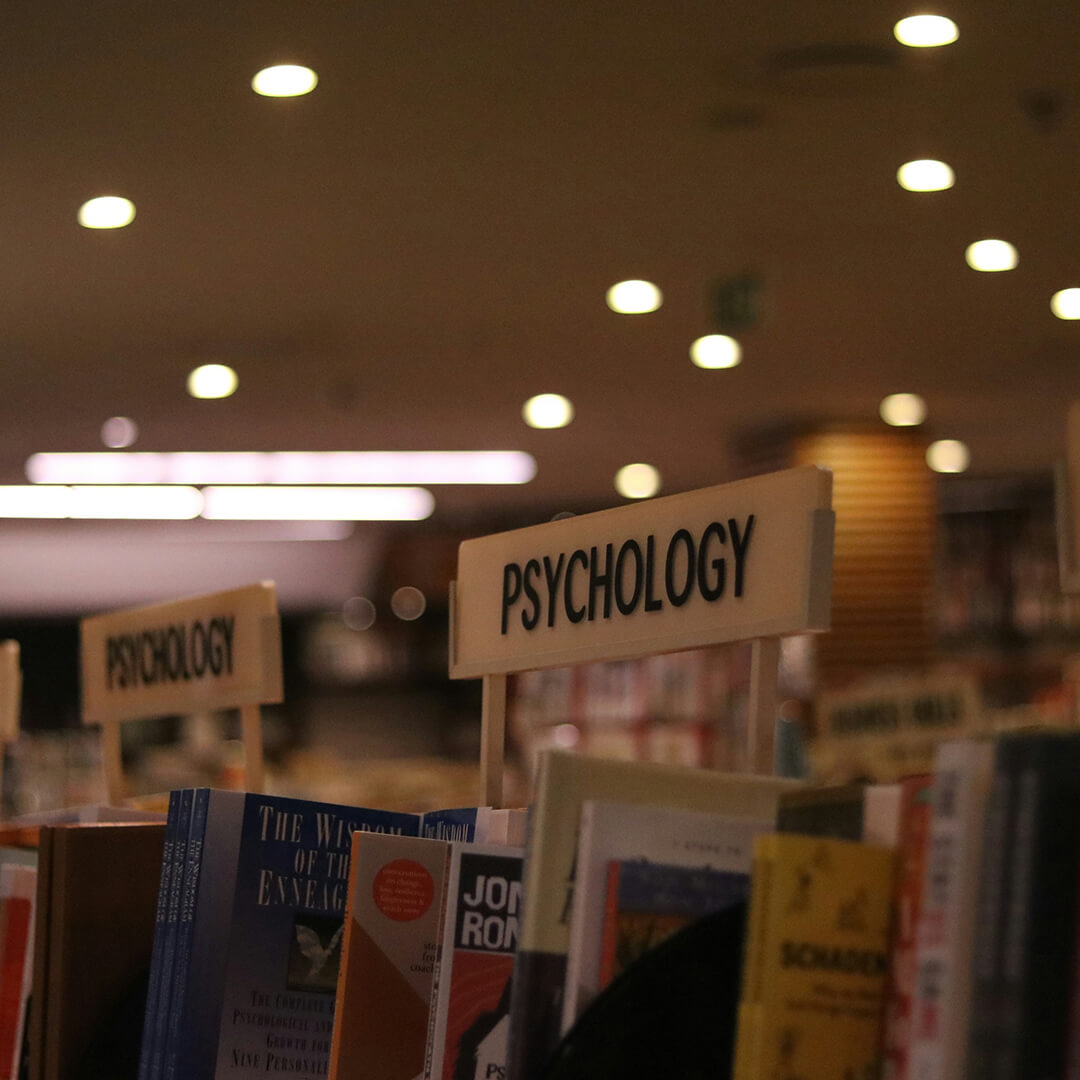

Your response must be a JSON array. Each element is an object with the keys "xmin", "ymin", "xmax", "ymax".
[
  {"xmin": 81, "ymin": 582, "xmax": 283, "ymax": 726},
  {"xmin": 450, "ymin": 465, "xmax": 834, "ymax": 678},
  {"xmin": 0, "ymin": 641, "xmax": 20, "ymax": 744}
]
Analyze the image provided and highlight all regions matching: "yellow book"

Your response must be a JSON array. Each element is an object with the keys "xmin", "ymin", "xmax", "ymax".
[{"xmin": 733, "ymin": 833, "xmax": 896, "ymax": 1080}]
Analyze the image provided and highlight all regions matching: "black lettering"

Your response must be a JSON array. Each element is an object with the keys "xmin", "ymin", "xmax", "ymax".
[
  {"xmin": 664, "ymin": 529, "xmax": 696, "ymax": 607},
  {"xmin": 588, "ymin": 544, "xmax": 614, "ymax": 621},
  {"xmin": 106, "ymin": 638, "xmax": 122, "ymax": 690},
  {"xmin": 697, "ymin": 521, "xmax": 727, "ymax": 601},
  {"xmin": 151, "ymin": 630, "xmax": 167, "ymax": 683},
  {"xmin": 140, "ymin": 631, "xmax": 157, "ymax": 685},
  {"xmin": 565, "ymin": 549, "xmax": 588, "ymax": 624},
  {"xmin": 643, "ymin": 534, "xmax": 663, "ymax": 612},
  {"xmin": 521, "ymin": 559, "xmax": 541, "ymax": 630},
  {"xmin": 501, "ymin": 563, "xmax": 523, "ymax": 635},
  {"xmin": 191, "ymin": 620, "xmax": 209, "ymax": 677},
  {"xmin": 542, "ymin": 554, "xmax": 565, "ymax": 628},
  {"xmin": 219, "ymin": 616, "xmax": 235, "ymax": 674},
  {"xmin": 729, "ymin": 515, "xmax": 754, "ymax": 597},
  {"xmin": 614, "ymin": 540, "xmax": 644, "ymax": 616}
]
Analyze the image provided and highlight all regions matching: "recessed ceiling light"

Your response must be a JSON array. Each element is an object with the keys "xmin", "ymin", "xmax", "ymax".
[
  {"xmin": 187, "ymin": 364, "xmax": 239, "ymax": 399},
  {"xmin": 614, "ymin": 463, "xmax": 661, "ymax": 499},
  {"xmin": 965, "ymin": 239, "xmax": 1018, "ymax": 272},
  {"xmin": 926, "ymin": 439, "xmax": 970, "ymax": 473},
  {"xmin": 200, "ymin": 486, "xmax": 434, "ymax": 521},
  {"xmin": 78, "ymin": 196, "xmax": 136, "ymax": 230},
  {"xmin": 523, "ymin": 393, "xmax": 574, "ymax": 429},
  {"xmin": 896, "ymin": 159, "xmax": 955, "ymax": 192},
  {"xmin": 251, "ymin": 64, "xmax": 318, "ymax": 97},
  {"xmin": 893, "ymin": 14, "xmax": 959, "ymax": 47},
  {"xmin": 690, "ymin": 335, "xmax": 742, "ymax": 369},
  {"xmin": 26, "ymin": 450, "xmax": 537, "ymax": 486},
  {"xmin": 606, "ymin": 280, "xmax": 662, "ymax": 315},
  {"xmin": 1051, "ymin": 288, "xmax": 1080, "ymax": 320},
  {"xmin": 100, "ymin": 416, "xmax": 139, "ymax": 448},
  {"xmin": 879, "ymin": 393, "xmax": 927, "ymax": 426}
]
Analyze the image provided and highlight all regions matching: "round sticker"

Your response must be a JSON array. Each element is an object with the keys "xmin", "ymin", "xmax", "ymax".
[{"xmin": 372, "ymin": 858, "xmax": 435, "ymax": 922}]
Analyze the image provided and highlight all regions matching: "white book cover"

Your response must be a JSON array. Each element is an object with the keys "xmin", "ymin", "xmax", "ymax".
[
  {"xmin": 561, "ymin": 800, "xmax": 772, "ymax": 1033},
  {"xmin": 425, "ymin": 843, "xmax": 524, "ymax": 1080},
  {"xmin": 908, "ymin": 738, "xmax": 995, "ymax": 1080}
]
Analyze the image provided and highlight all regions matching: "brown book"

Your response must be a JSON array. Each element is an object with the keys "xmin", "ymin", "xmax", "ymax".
[{"xmin": 28, "ymin": 822, "xmax": 165, "ymax": 1080}]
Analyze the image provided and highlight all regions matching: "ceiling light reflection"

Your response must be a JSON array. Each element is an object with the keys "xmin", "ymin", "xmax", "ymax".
[
  {"xmin": 896, "ymin": 159, "xmax": 955, "ymax": 192},
  {"xmin": 523, "ymin": 394, "xmax": 574, "ymax": 429},
  {"xmin": 1051, "ymin": 289, "xmax": 1080, "ymax": 320},
  {"xmin": 606, "ymin": 280, "xmax": 662, "ymax": 314},
  {"xmin": 615, "ymin": 463, "xmax": 661, "ymax": 499},
  {"xmin": 690, "ymin": 335, "xmax": 742, "ymax": 369},
  {"xmin": 926, "ymin": 440, "xmax": 970, "ymax": 473},
  {"xmin": 187, "ymin": 364, "xmax": 239, "ymax": 399},
  {"xmin": 252, "ymin": 65, "xmax": 318, "ymax": 97},
  {"xmin": 965, "ymin": 239, "xmax": 1018, "ymax": 272},
  {"xmin": 879, "ymin": 393, "xmax": 927, "ymax": 426},
  {"xmin": 894, "ymin": 15, "xmax": 959, "ymax": 47},
  {"xmin": 78, "ymin": 196, "xmax": 136, "ymax": 229},
  {"xmin": 101, "ymin": 417, "xmax": 139, "ymax": 448}
]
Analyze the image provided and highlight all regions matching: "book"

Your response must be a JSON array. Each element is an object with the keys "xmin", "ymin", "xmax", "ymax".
[
  {"xmin": 972, "ymin": 732, "xmax": 1080, "ymax": 1080},
  {"xmin": 880, "ymin": 774, "xmax": 933, "ymax": 1080},
  {"xmin": 329, "ymin": 833, "xmax": 451, "ymax": 1080},
  {"xmin": 137, "ymin": 788, "xmax": 186, "ymax": 1080},
  {"xmin": 597, "ymin": 860, "xmax": 748, "ymax": 986},
  {"xmin": 777, "ymin": 782, "xmax": 903, "ymax": 846},
  {"xmin": 28, "ymin": 822, "xmax": 166, "ymax": 1080},
  {"xmin": 0, "ymin": 865, "xmax": 36, "ymax": 1080},
  {"xmin": 731, "ymin": 833, "xmax": 897, "ymax": 1080},
  {"xmin": 161, "ymin": 791, "xmax": 421, "ymax": 1079},
  {"xmin": 504, "ymin": 749, "xmax": 795, "ymax": 1080},
  {"xmin": 908, "ymin": 738, "xmax": 996, "ymax": 1080},
  {"xmin": 561, "ymin": 800, "xmax": 769, "ymax": 1031},
  {"xmin": 422, "ymin": 808, "xmax": 494, "ymax": 843},
  {"xmin": 425, "ymin": 842, "xmax": 524, "ymax": 1080}
]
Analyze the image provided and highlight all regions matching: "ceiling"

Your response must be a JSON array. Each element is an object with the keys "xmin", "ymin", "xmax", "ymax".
[{"xmin": 1, "ymin": 0, "xmax": 1079, "ymax": 608}]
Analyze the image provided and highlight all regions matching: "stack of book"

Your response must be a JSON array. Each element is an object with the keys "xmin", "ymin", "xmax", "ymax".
[{"xmin": 14, "ymin": 732, "xmax": 1080, "ymax": 1080}]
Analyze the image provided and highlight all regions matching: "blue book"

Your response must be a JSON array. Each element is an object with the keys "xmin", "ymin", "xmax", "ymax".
[
  {"xmin": 136, "ymin": 788, "xmax": 184, "ymax": 1080},
  {"xmin": 136, "ymin": 790, "xmax": 178, "ymax": 1079},
  {"xmin": 146, "ymin": 787, "xmax": 195, "ymax": 1080},
  {"xmin": 421, "ymin": 806, "xmax": 491, "ymax": 842},
  {"xmin": 162, "ymin": 790, "xmax": 421, "ymax": 1079}
]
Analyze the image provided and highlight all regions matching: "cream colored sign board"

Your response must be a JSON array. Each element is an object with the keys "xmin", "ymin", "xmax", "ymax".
[
  {"xmin": 0, "ymin": 642, "xmax": 20, "ymax": 743},
  {"xmin": 812, "ymin": 672, "xmax": 981, "ymax": 784},
  {"xmin": 1058, "ymin": 401, "xmax": 1080, "ymax": 593},
  {"xmin": 81, "ymin": 582, "xmax": 283, "ymax": 725},
  {"xmin": 450, "ymin": 465, "xmax": 834, "ymax": 678}
]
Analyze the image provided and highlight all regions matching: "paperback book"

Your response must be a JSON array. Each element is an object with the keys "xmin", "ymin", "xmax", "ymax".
[{"xmin": 426, "ymin": 842, "xmax": 524, "ymax": 1080}]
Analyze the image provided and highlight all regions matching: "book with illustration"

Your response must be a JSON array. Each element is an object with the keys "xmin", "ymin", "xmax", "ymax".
[
  {"xmin": 562, "ymin": 800, "xmax": 768, "ymax": 1030},
  {"xmin": 732, "ymin": 833, "xmax": 896, "ymax": 1080},
  {"xmin": 148, "ymin": 791, "xmax": 421, "ymax": 1080},
  {"xmin": 425, "ymin": 843, "xmax": 524, "ymax": 1080}
]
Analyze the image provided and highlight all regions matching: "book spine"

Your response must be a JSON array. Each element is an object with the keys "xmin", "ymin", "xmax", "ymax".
[
  {"xmin": 326, "ymin": 834, "xmax": 362, "ymax": 1080},
  {"xmin": 162, "ymin": 788, "xmax": 210, "ymax": 1080},
  {"xmin": 424, "ymin": 847, "xmax": 460, "ymax": 1080},
  {"xmin": 964, "ymin": 752, "xmax": 1019, "ymax": 1080},
  {"xmin": 732, "ymin": 837, "xmax": 773, "ymax": 1080},
  {"xmin": 596, "ymin": 861, "xmax": 621, "ymax": 989},
  {"xmin": 908, "ymin": 740, "xmax": 993, "ymax": 1080},
  {"xmin": 148, "ymin": 788, "xmax": 192, "ymax": 1080},
  {"xmin": 137, "ymin": 789, "xmax": 181, "ymax": 1080}
]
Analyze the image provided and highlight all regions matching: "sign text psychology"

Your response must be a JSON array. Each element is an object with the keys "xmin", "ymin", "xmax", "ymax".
[
  {"xmin": 81, "ymin": 582, "xmax": 283, "ymax": 725},
  {"xmin": 106, "ymin": 616, "xmax": 235, "ymax": 690},
  {"xmin": 500, "ymin": 516, "xmax": 754, "ymax": 634},
  {"xmin": 450, "ymin": 466, "xmax": 834, "ymax": 678}
]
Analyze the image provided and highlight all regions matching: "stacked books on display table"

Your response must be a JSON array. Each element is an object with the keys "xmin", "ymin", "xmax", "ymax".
[{"xmin": 14, "ymin": 734, "xmax": 1080, "ymax": 1080}]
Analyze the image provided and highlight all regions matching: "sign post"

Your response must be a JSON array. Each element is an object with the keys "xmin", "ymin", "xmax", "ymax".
[
  {"xmin": 450, "ymin": 466, "xmax": 835, "ymax": 805},
  {"xmin": 0, "ymin": 642, "xmax": 21, "ymax": 816},
  {"xmin": 81, "ymin": 582, "xmax": 283, "ymax": 804}
]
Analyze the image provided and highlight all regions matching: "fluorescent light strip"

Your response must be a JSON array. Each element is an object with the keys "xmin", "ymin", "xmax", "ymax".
[
  {"xmin": 201, "ymin": 486, "xmax": 434, "ymax": 521},
  {"xmin": 26, "ymin": 451, "xmax": 537, "ymax": 486},
  {"xmin": 0, "ymin": 486, "xmax": 203, "ymax": 520},
  {"xmin": 0, "ymin": 486, "xmax": 432, "ymax": 521}
]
